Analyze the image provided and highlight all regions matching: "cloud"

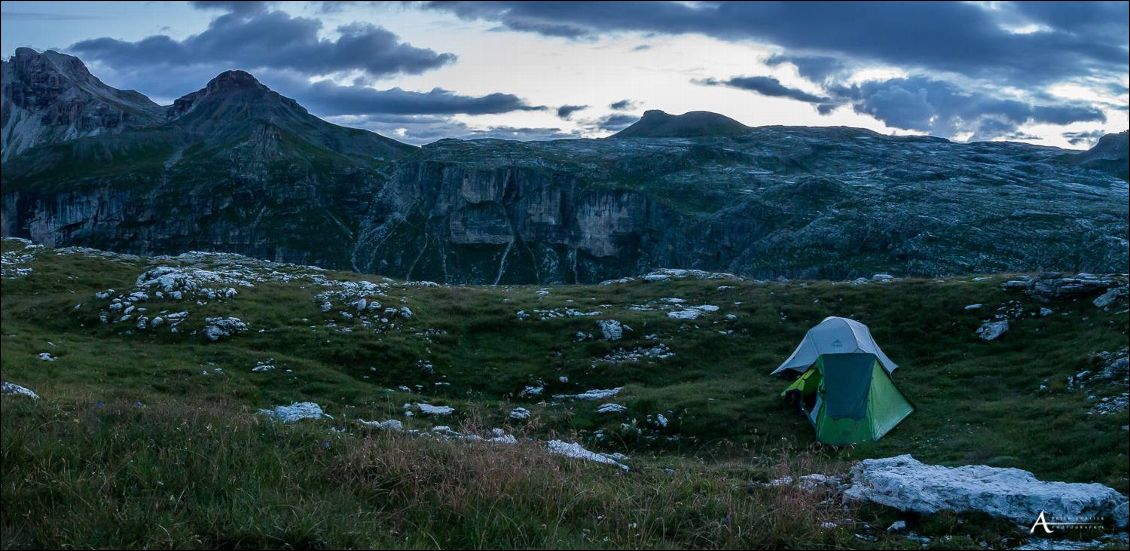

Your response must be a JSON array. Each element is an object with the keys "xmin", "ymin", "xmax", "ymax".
[
  {"xmin": 189, "ymin": 1, "xmax": 270, "ymax": 14},
  {"xmin": 321, "ymin": 113, "xmax": 578, "ymax": 145},
  {"xmin": 424, "ymin": 1, "xmax": 1127, "ymax": 87},
  {"xmin": 556, "ymin": 104, "xmax": 588, "ymax": 119},
  {"xmin": 834, "ymin": 76, "xmax": 1105, "ymax": 140},
  {"xmin": 609, "ymin": 99, "xmax": 637, "ymax": 111},
  {"xmin": 70, "ymin": 7, "xmax": 455, "ymax": 79},
  {"xmin": 593, "ymin": 113, "xmax": 638, "ymax": 132},
  {"xmin": 698, "ymin": 76, "xmax": 828, "ymax": 104},
  {"xmin": 765, "ymin": 54, "xmax": 847, "ymax": 83},
  {"xmin": 1063, "ymin": 130, "xmax": 1106, "ymax": 146},
  {"xmin": 698, "ymin": 71, "xmax": 1107, "ymax": 140},
  {"xmin": 300, "ymin": 80, "xmax": 546, "ymax": 116}
]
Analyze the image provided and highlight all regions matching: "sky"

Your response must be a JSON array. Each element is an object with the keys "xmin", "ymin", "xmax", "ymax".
[{"xmin": 2, "ymin": 1, "xmax": 1127, "ymax": 148}]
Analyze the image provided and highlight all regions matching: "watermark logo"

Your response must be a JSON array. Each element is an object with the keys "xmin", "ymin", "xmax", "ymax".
[{"xmin": 1029, "ymin": 511, "xmax": 1105, "ymax": 535}]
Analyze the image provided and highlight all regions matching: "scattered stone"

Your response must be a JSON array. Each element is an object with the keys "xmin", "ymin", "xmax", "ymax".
[
  {"xmin": 964, "ymin": 304, "xmax": 983, "ymax": 310},
  {"xmin": 1039, "ymin": 307, "xmax": 1054, "ymax": 317},
  {"xmin": 520, "ymin": 385, "xmax": 544, "ymax": 397},
  {"xmin": 203, "ymin": 317, "xmax": 248, "ymax": 342},
  {"xmin": 886, "ymin": 520, "xmax": 907, "ymax": 533},
  {"xmin": 37, "ymin": 352, "xmax": 57, "ymax": 362},
  {"xmin": 547, "ymin": 440, "xmax": 629, "ymax": 471},
  {"xmin": 667, "ymin": 304, "xmax": 720, "ymax": 320},
  {"xmin": 843, "ymin": 454, "xmax": 1129, "ymax": 528},
  {"xmin": 358, "ymin": 419, "xmax": 403, "ymax": 431},
  {"xmin": 1094, "ymin": 286, "xmax": 1128, "ymax": 309},
  {"xmin": 1004, "ymin": 272, "xmax": 1120, "ymax": 301},
  {"xmin": 593, "ymin": 344, "xmax": 674, "ymax": 366},
  {"xmin": 976, "ymin": 320, "xmax": 1009, "ymax": 341},
  {"xmin": 509, "ymin": 407, "xmax": 531, "ymax": 420},
  {"xmin": 766, "ymin": 473, "xmax": 845, "ymax": 490},
  {"xmin": 556, "ymin": 387, "xmax": 623, "ymax": 400},
  {"xmin": 258, "ymin": 402, "xmax": 330, "ymax": 423},
  {"xmin": 252, "ymin": 360, "xmax": 276, "ymax": 373},
  {"xmin": 405, "ymin": 402, "xmax": 455, "ymax": 416},
  {"xmin": 1, "ymin": 381, "xmax": 40, "ymax": 399},
  {"xmin": 597, "ymin": 403, "xmax": 626, "ymax": 414},
  {"xmin": 872, "ymin": 273, "xmax": 895, "ymax": 282},
  {"xmin": 597, "ymin": 319, "xmax": 624, "ymax": 341}
]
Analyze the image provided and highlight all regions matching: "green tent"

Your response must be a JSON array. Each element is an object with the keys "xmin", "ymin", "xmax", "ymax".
[{"xmin": 775, "ymin": 317, "xmax": 913, "ymax": 445}]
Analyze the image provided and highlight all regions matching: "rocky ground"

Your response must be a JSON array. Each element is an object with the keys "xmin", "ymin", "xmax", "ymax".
[{"xmin": 2, "ymin": 237, "xmax": 1128, "ymax": 548}]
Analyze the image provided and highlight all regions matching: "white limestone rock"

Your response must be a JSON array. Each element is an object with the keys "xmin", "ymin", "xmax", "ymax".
[
  {"xmin": 976, "ymin": 320, "xmax": 1009, "ymax": 341},
  {"xmin": 843, "ymin": 455, "xmax": 1129, "ymax": 528}
]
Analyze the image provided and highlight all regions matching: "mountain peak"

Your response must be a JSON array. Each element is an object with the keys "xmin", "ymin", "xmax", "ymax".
[
  {"xmin": 2, "ymin": 47, "xmax": 162, "ymax": 161},
  {"xmin": 206, "ymin": 70, "xmax": 264, "ymax": 92},
  {"xmin": 1074, "ymin": 130, "xmax": 1129, "ymax": 180},
  {"xmin": 611, "ymin": 110, "xmax": 751, "ymax": 138},
  {"xmin": 168, "ymin": 69, "xmax": 300, "ymax": 122}
]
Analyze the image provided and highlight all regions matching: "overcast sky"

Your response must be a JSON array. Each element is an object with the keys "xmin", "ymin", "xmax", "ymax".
[{"xmin": 2, "ymin": 1, "xmax": 1127, "ymax": 147}]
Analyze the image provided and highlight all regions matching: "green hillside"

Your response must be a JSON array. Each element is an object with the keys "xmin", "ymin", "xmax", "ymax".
[{"xmin": 2, "ymin": 238, "xmax": 1127, "ymax": 549}]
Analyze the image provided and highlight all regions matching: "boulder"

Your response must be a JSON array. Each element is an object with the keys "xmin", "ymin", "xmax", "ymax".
[
  {"xmin": 258, "ymin": 402, "xmax": 330, "ymax": 423},
  {"xmin": 2, "ymin": 381, "xmax": 40, "ymax": 400},
  {"xmin": 1094, "ymin": 286, "xmax": 1128, "ymax": 309},
  {"xmin": 976, "ymin": 320, "xmax": 1009, "ymax": 341},
  {"xmin": 843, "ymin": 455, "xmax": 1129, "ymax": 528},
  {"xmin": 597, "ymin": 319, "xmax": 623, "ymax": 341}
]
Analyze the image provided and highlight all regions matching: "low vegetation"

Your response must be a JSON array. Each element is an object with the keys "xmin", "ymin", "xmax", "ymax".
[{"xmin": 2, "ymin": 239, "xmax": 1127, "ymax": 548}]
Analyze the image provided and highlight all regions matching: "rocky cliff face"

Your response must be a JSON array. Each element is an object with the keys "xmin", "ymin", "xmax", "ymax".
[
  {"xmin": 1, "ymin": 52, "xmax": 1127, "ymax": 284},
  {"xmin": 343, "ymin": 133, "xmax": 1128, "ymax": 283},
  {"xmin": 1, "ymin": 48, "xmax": 163, "ymax": 161}
]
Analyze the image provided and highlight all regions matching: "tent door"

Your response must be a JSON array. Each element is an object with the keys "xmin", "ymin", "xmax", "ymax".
[{"xmin": 808, "ymin": 395, "xmax": 822, "ymax": 426}]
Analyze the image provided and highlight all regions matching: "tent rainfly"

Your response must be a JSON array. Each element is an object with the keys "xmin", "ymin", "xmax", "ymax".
[{"xmin": 774, "ymin": 316, "xmax": 913, "ymax": 445}]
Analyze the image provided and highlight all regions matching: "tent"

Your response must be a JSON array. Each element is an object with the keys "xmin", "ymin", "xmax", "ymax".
[{"xmin": 774, "ymin": 317, "xmax": 913, "ymax": 445}]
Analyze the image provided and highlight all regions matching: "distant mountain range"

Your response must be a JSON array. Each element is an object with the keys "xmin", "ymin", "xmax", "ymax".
[{"xmin": 2, "ymin": 48, "xmax": 1127, "ymax": 283}]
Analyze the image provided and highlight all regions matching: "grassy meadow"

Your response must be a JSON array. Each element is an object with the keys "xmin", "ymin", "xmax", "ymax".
[{"xmin": 1, "ymin": 238, "xmax": 1127, "ymax": 549}]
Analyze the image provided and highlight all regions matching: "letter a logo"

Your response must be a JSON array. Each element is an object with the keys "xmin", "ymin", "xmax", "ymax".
[{"xmin": 1030, "ymin": 511, "xmax": 1054, "ymax": 535}]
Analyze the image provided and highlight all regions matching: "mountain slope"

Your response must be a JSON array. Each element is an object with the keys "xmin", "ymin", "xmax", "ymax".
[
  {"xmin": 611, "ymin": 110, "xmax": 752, "ymax": 138},
  {"xmin": 1073, "ymin": 130, "xmax": 1129, "ymax": 180},
  {"xmin": 0, "ymin": 52, "xmax": 1126, "ymax": 283},
  {"xmin": 165, "ymin": 69, "xmax": 414, "ymax": 162},
  {"xmin": 1, "ymin": 48, "xmax": 163, "ymax": 162},
  {"xmin": 1, "ymin": 58, "xmax": 417, "ymax": 270}
]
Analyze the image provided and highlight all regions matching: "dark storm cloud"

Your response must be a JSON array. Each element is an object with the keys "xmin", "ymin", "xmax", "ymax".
[
  {"xmin": 70, "ymin": 7, "xmax": 455, "ymax": 78},
  {"xmin": 698, "ymin": 76, "xmax": 828, "ymax": 104},
  {"xmin": 423, "ymin": 1, "xmax": 1127, "ymax": 86},
  {"xmin": 609, "ymin": 99, "xmax": 637, "ymax": 111},
  {"xmin": 699, "ymin": 71, "xmax": 1106, "ymax": 140},
  {"xmin": 189, "ymin": 1, "xmax": 270, "ymax": 14},
  {"xmin": 1063, "ymin": 130, "xmax": 1107, "ymax": 146},
  {"xmin": 835, "ymin": 76, "xmax": 1105, "ymax": 139},
  {"xmin": 556, "ymin": 104, "xmax": 588, "ymax": 119},
  {"xmin": 300, "ymin": 80, "xmax": 546, "ymax": 116},
  {"xmin": 594, "ymin": 113, "xmax": 638, "ymax": 131},
  {"xmin": 765, "ymin": 54, "xmax": 847, "ymax": 82},
  {"xmin": 322, "ymin": 113, "xmax": 578, "ymax": 145}
]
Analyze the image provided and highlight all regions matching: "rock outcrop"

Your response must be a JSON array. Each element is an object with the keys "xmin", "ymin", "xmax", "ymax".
[
  {"xmin": 2, "ymin": 52, "xmax": 1127, "ymax": 284},
  {"xmin": 1, "ymin": 48, "xmax": 163, "ymax": 161},
  {"xmin": 844, "ymin": 455, "xmax": 1129, "ymax": 529},
  {"xmin": 611, "ymin": 109, "xmax": 751, "ymax": 138}
]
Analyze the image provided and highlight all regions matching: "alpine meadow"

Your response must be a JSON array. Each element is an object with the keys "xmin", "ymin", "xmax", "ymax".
[{"xmin": 1, "ymin": 2, "xmax": 1128, "ymax": 550}]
